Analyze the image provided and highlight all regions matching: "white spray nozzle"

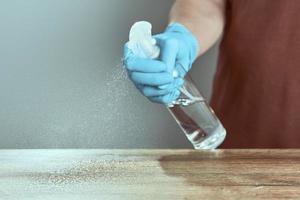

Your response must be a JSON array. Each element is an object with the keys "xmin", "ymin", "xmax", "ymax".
[
  {"xmin": 128, "ymin": 21, "xmax": 179, "ymax": 78},
  {"xmin": 128, "ymin": 21, "xmax": 160, "ymax": 59}
]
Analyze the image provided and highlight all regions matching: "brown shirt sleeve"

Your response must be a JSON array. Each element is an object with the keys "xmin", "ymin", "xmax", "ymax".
[{"xmin": 210, "ymin": 0, "xmax": 300, "ymax": 148}]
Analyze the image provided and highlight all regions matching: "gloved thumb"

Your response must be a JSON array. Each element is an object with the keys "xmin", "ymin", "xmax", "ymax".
[
  {"xmin": 154, "ymin": 34, "xmax": 179, "ymax": 74},
  {"xmin": 174, "ymin": 57, "xmax": 190, "ymax": 78}
]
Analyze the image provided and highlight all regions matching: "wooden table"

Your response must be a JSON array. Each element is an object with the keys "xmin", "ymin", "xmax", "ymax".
[{"xmin": 1, "ymin": 149, "xmax": 300, "ymax": 200}]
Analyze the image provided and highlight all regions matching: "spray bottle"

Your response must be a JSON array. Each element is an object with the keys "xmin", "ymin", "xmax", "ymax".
[{"xmin": 127, "ymin": 21, "xmax": 226, "ymax": 149}]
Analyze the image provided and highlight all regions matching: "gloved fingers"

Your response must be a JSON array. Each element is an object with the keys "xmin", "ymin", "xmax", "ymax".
[
  {"xmin": 149, "ymin": 90, "xmax": 181, "ymax": 104},
  {"xmin": 129, "ymin": 71, "xmax": 173, "ymax": 86},
  {"xmin": 125, "ymin": 56, "xmax": 167, "ymax": 73},
  {"xmin": 133, "ymin": 83, "xmax": 173, "ymax": 98},
  {"xmin": 157, "ymin": 78, "xmax": 184, "ymax": 90},
  {"xmin": 139, "ymin": 78, "xmax": 184, "ymax": 97},
  {"xmin": 154, "ymin": 34, "xmax": 179, "ymax": 73},
  {"xmin": 141, "ymin": 86, "xmax": 173, "ymax": 97}
]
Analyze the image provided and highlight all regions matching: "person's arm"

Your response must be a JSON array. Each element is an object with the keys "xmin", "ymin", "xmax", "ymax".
[{"xmin": 169, "ymin": 0, "xmax": 226, "ymax": 56}]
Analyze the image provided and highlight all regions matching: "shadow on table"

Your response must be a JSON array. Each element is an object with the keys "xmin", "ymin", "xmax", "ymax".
[
  {"xmin": 157, "ymin": 150, "xmax": 227, "ymax": 187},
  {"xmin": 157, "ymin": 151, "xmax": 234, "ymax": 199}
]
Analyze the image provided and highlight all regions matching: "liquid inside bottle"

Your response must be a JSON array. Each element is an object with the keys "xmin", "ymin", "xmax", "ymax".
[{"xmin": 168, "ymin": 98, "xmax": 226, "ymax": 149}]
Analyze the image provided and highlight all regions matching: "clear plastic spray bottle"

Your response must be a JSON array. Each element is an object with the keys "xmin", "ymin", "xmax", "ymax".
[{"xmin": 127, "ymin": 21, "xmax": 226, "ymax": 149}]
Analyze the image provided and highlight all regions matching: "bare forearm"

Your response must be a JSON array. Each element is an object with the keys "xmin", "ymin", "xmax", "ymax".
[{"xmin": 170, "ymin": 0, "xmax": 226, "ymax": 56}]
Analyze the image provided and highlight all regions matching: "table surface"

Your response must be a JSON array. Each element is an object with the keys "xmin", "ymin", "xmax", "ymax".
[{"xmin": 1, "ymin": 149, "xmax": 300, "ymax": 200}]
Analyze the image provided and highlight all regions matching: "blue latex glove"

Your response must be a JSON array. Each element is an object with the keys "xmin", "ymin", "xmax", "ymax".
[{"xmin": 123, "ymin": 23, "xmax": 199, "ymax": 104}]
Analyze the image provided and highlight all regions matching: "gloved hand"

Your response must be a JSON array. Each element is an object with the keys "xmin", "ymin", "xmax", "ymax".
[{"xmin": 123, "ymin": 23, "xmax": 199, "ymax": 104}]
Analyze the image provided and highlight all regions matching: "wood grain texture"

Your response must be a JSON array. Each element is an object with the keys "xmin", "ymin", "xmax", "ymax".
[{"xmin": 0, "ymin": 149, "xmax": 300, "ymax": 200}]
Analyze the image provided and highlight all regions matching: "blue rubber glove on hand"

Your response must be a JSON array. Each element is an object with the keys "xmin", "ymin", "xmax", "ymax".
[{"xmin": 123, "ymin": 23, "xmax": 199, "ymax": 104}]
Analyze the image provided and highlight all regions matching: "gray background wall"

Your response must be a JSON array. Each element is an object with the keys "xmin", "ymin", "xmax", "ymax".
[{"xmin": 0, "ymin": 0, "xmax": 219, "ymax": 148}]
